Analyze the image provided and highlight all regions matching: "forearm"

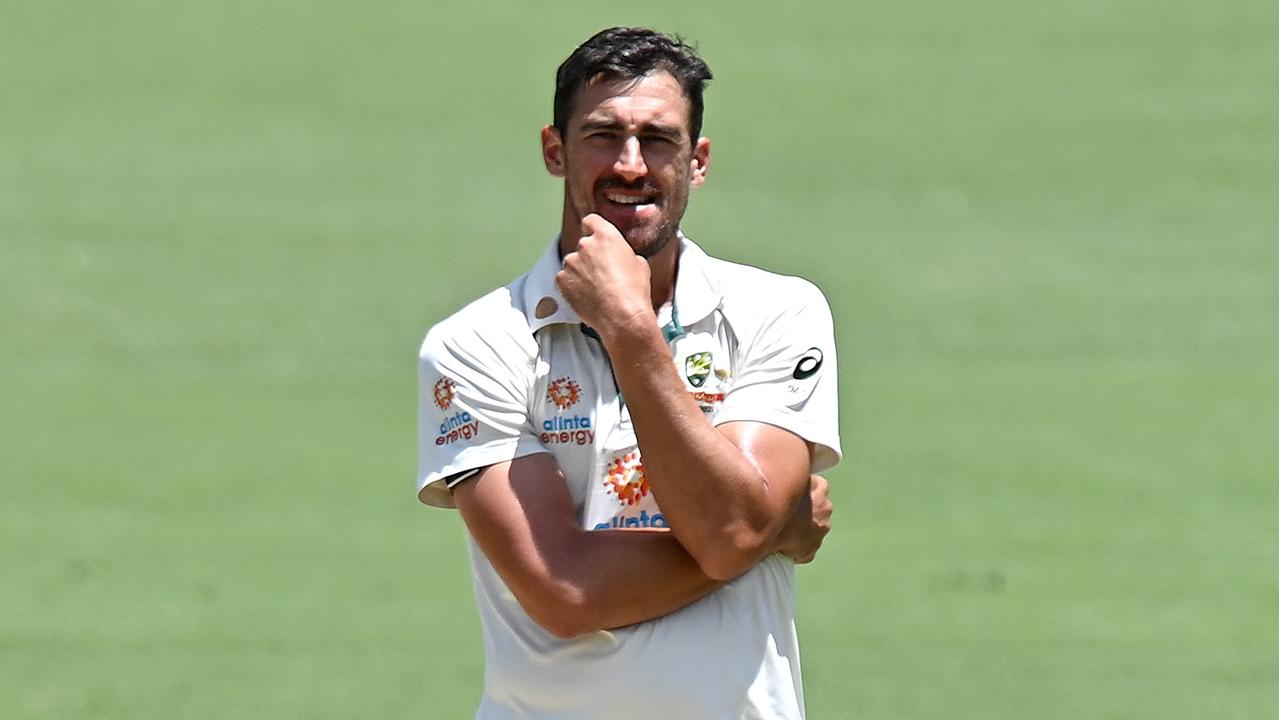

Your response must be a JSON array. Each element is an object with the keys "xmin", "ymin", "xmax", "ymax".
[
  {"xmin": 554, "ymin": 218, "xmax": 816, "ymax": 580},
  {"xmin": 454, "ymin": 455, "xmax": 725, "ymax": 639},
  {"xmin": 559, "ymin": 529, "xmax": 724, "ymax": 633},
  {"xmin": 600, "ymin": 320, "xmax": 803, "ymax": 579}
]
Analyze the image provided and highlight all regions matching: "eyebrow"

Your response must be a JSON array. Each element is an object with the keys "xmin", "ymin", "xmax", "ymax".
[{"xmin": 578, "ymin": 119, "xmax": 686, "ymax": 141}]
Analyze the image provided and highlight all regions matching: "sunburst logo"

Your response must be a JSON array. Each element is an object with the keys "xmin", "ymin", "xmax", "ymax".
[
  {"xmin": 603, "ymin": 450, "xmax": 649, "ymax": 506},
  {"xmin": 433, "ymin": 377, "xmax": 455, "ymax": 410},
  {"xmin": 547, "ymin": 376, "xmax": 582, "ymax": 410}
]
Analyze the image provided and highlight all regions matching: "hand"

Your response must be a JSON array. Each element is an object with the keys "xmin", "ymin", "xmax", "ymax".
[
  {"xmin": 773, "ymin": 474, "xmax": 833, "ymax": 564},
  {"xmin": 556, "ymin": 214, "xmax": 655, "ymax": 336}
]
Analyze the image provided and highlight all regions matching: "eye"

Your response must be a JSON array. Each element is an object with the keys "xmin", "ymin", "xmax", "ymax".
[{"xmin": 644, "ymin": 134, "xmax": 677, "ymax": 146}]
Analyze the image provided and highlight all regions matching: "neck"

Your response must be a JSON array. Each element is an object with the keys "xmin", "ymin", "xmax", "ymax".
[{"xmin": 645, "ymin": 237, "xmax": 679, "ymax": 311}]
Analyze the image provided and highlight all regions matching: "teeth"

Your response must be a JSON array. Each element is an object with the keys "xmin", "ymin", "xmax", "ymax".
[{"xmin": 605, "ymin": 192, "xmax": 652, "ymax": 205}]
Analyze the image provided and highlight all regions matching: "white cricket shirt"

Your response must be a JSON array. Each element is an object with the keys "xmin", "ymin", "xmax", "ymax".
[{"xmin": 418, "ymin": 236, "xmax": 841, "ymax": 720}]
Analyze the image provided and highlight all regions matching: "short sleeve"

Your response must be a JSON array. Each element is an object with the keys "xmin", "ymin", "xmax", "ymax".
[
  {"xmin": 713, "ymin": 280, "xmax": 842, "ymax": 473},
  {"xmin": 417, "ymin": 307, "xmax": 544, "ymax": 508}
]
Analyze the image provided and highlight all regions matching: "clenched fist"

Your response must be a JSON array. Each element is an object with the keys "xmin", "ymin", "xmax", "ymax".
[{"xmin": 556, "ymin": 214, "xmax": 656, "ymax": 337}]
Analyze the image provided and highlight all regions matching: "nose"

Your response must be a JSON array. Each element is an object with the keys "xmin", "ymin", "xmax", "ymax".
[{"xmin": 613, "ymin": 136, "xmax": 647, "ymax": 182}]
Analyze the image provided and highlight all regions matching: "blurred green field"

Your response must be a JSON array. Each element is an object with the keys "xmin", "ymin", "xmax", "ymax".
[{"xmin": 3, "ymin": 1, "xmax": 1276, "ymax": 718}]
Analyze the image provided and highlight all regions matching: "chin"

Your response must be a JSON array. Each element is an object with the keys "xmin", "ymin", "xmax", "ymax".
[{"xmin": 623, "ymin": 231, "xmax": 673, "ymax": 259}]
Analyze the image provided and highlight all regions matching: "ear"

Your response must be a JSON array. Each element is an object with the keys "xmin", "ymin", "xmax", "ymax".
[
  {"xmin": 541, "ymin": 125, "xmax": 566, "ymax": 177},
  {"xmin": 690, "ymin": 136, "xmax": 711, "ymax": 188}
]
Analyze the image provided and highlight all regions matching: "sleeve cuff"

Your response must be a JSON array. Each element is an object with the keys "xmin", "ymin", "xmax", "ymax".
[
  {"xmin": 712, "ymin": 406, "xmax": 842, "ymax": 474},
  {"xmin": 417, "ymin": 437, "xmax": 547, "ymax": 508}
]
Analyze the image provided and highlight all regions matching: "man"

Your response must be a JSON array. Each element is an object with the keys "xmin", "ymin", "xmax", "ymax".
[{"xmin": 417, "ymin": 27, "xmax": 841, "ymax": 719}]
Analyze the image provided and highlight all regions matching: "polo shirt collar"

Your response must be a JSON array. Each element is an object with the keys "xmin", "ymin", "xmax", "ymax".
[{"xmin": 521, "ymin": 233, "xmax": 724, "ymax": 333}]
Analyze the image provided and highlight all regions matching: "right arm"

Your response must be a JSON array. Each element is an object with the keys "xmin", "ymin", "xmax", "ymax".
[
  {"xmin": 452, "ymin": 453, "xmax": 721, "ymax": 639},
  {"xmin": 452, "ymin": 454, "xmax": 833, "ymax": 639}
]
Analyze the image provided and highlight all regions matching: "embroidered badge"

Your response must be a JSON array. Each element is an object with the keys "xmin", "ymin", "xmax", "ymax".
[{"xmin": 684, "ymin": 352, "xmax": 713, "ymax": 388}]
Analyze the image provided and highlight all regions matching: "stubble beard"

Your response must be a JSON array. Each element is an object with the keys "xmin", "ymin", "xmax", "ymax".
[
  {"xmin": 561, "ymin": 149, "xmax": 693, "ymax": 259},
  {"xmin": 629, "ymin": 215, "xmax": 680, "ymax": 259},
  {"xmin": 572, "ymin": 184, "xmax": 687, "ymax": 260}
]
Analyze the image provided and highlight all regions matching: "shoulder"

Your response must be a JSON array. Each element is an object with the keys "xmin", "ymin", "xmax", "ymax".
[
  {"xmin": 702, "ymin": 254, "xmax": 833, "ymax": 333},
  {"xmin": 420, "ymin": 279, "xmax": 538, "ymax": 367},
  {"xmin": 711, "ymin": 256, "xmax": 828, "ymax": 304}
]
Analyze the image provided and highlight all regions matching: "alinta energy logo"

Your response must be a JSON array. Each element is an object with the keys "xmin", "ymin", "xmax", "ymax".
[
  {"xmin": 542, "ymin": 376, "xmax": 593, "ymax": 446},
  {"xmin": 594, "ymin": 451, "xmax": 667, "ymax": 530},
  {"xmin": 433, "ymin": 376, "xmax": 477, "ymax": 446},
  {"xmin": 603, "ymin": 450, "xmax": 649, "ymax": 506},
  {"xmin": 546, "ymin": 376, "xmax": 582, "ymax": 409},
  {"xmin": 433, "ymin": 377, "xmax": 455, "ymax": 411}
]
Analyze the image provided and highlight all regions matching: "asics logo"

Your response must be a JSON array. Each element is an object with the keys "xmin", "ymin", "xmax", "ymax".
[{"xmin": 792, "ymin": 348, "xmax": 823, "ymax": 380}]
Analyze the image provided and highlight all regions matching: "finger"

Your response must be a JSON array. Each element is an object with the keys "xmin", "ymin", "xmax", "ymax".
[
  {"xmin": 810, "ymin": 482, "xmax": 830, "ymax": 506},
  {"xmin": 580, "ymin": 213, "xmax": 623, "ymax": 242},
  {"xmin": 580, "ymin": 213, "xmax": 607, "ymax": 238},
  {"xmin": 808, "ymin": 474, "xmax": 826, "ymax": 496}
]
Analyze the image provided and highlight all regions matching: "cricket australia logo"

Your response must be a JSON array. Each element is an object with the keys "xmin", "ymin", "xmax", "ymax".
[
  {"xmin": 603, "ymin": 450, "xmax": 649, "ymax": 506},
  {"xmin": 547, "ymin": 376, "xmax": 582, "ymax": 409},
  {"xmin": 684, "ymin": 352, "xmax": 713, "ymax": 388},
  {"xmin": 433, "ymin": 377, "xmax": 455, "ymax": 410}
]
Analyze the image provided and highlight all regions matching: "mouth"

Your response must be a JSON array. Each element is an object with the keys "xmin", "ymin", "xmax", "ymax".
[
  {"xmin": 604, "ymin": 192, "xmax": 653, "ymax": 206},
  {"xmin": 597, "ymin": 183, "xmax": 660, "ymax": 214}
]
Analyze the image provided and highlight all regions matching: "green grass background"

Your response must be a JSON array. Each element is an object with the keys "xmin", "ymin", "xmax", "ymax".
[{"xmin": 3, "ymin": 1, "xmax": 1276, "ymax": 717}]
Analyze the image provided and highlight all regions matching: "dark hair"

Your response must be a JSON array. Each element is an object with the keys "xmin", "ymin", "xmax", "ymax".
[{"xmin": 553, "ymin": 27, "xmax": 713, "ymax": 143}]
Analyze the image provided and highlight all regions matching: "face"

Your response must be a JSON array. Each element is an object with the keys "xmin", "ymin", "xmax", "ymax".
[{"xmin": 542, "ymin": 72, "xmax": 710, "ymax": 258}]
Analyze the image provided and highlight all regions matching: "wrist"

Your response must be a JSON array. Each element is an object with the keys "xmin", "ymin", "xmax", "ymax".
[
  {"xmin": 596, "ymin": 307, "xmax": 661, "ymax": 349},
  {"xmin": 770, "ymin": 526, "xmax": 796, "ymax": 557}
]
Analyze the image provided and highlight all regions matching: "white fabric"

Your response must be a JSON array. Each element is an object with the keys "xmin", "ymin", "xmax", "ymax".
[{"xmin": 417, "ymin": 236, "xmax": 841, "ymax": 719}]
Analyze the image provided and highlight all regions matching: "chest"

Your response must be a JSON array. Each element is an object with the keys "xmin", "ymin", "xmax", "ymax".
[{"xmin": 528, "ymin": 321, "xmax": 736, "ymax": 524}]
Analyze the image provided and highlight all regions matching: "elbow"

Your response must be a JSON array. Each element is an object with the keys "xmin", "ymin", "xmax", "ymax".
[
  {"xmin": 519, "ymin": 588, "xmax": 600, "ymax": 640},
  {"xmin": 535, "ymin": 610, "xmax": 594, "ymax": 640},
  {"xmin": 684, "ymin": 470, "xmax": 787, "ymax": 581},
  {"xmin": 698, "ymin": 550, "xmax": 761, "ymax": 583},
  {"xmin": 691, "ymin": 527, "xmax": 772, "ymax": 582}
]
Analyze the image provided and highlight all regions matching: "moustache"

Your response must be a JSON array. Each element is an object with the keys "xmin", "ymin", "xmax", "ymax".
[{"xmin": 597, "ymin": 179, "xmax": 661, "ymax": 196}]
